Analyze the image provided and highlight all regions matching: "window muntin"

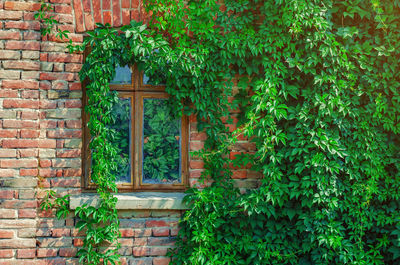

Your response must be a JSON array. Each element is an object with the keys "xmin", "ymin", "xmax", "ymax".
[{"xmin": 83, "ymin": 65, "xmax": 188, "ymax": 191}]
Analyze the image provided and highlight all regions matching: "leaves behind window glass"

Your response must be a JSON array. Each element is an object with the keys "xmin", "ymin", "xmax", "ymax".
[
  {"xmin": 142, "ymin": 98, "xmax": 181, "ymax": 184},
  {"xmin": 108, "ymin": 98, "xmax": 132, "ymax": 183},
  {"xmin": 143, "ymin": 72, "xmax": 166, "ymax": 85},
  {"xmin": 110, "ymin": 65, "xmax": 131, "ymax": 85}
]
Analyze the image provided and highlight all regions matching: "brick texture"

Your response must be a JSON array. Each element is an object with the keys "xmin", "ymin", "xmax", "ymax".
[{"xmin": 0, "ymin": 0, "xmax": 257, "ymax": 263}]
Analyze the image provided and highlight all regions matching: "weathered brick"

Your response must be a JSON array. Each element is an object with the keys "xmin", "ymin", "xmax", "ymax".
[
  {"xmin": 18, "ymin": 209, "xmax": 36, "ymax": 218},
  {"xmin": 2, "ymin": 80, "xmax": 39, "ymax": 89},
  {"xmin": 0, "ymin": 209, "xmax": 17, "ymax": 219},
  {"xmin": 73, "ymin": 0, "xmax": 84, "ymax": 32},
  {"xmin": 20, "ymin": 168, "xmax": 38, "ymax": 176},
  {"xmin": 21, "ymin": 90, "xmax": 40, "ymax": 99},
  {"xmin": 21, "ymin": 71, "xmax": 39, "ymax": 79},
  {"xmin": 46, "ymin": 109, "xmax": 81, "ymax": 119},
  {"xmin": 132, "ymin": 247, "xmax": 150, "ymax": 257},
  {"xmin": 51, "ymin": 159, "xmax": 81, "ymax": 168},
  {"xmin": 145, "ymin": 220, "xmax": 168, "ymax": 228},
  {"xmin": 59, "ymin": 248, "xmax": 77, "ymax": 257},
  {"xmin": 0, "ymin": 220, "xmax": 36, "ymax": 229},
  {"xmin": 18, "ymin": 228, "xmax": 36, "ymax": 238},
  {"xmin": 190, "ymin": 141, "xmax": 204, "ymax": 151},
  {"xmin": 0, "ymin": 249, "xmax": 13, "ymax": 258},
  {"xmin": 56, "ymin": 149, "xmax": 81, "ymax": 158},
  {"xmin": 149, "ymin": 246, "xmax": 169, "ymax": 256},
  {"xmin": 0, "ymin": 159, "xmax": 37, "ymax": 168},
  {"xmin": 0, "ymin": 149, "xmax": 17, "ymax": 157},
  {"xmin": 0, "ymin": 110, "xmax": 16, "ymax": 119},
  {"xmin": 120, "ymin": 220, "xmax": 145, "ymax": 229},
  {"xmin": 153, "ymin": 257, "xmax": 171, "ymax": 265},
  {"xmin": 0, "ymin": 200, "xmax": 36, "ymax": 209},
  {"xmin": 20, "ymin": 129, "xmax": 40, "ymax": 138},
  {"xmin": 18, "ymin": 190, "xmax": 35, "ymax": 199},
  {"xmin": 0, "ymin": 190, "xmax": 14, "ymax": 199},
  {"xmin": 2, "ymin": 139, "xmax": 38, "ymax": 148},
  {"xmin": 126, "ymin": 257, "xmax": 152, "ymax": 265},
  {"xmin": 40, "ymin": 100, "xmax": 57, "ymax": 109},
  {"xmin": 21, "ymin": 111, "xmax": 39, "ymax": 119},
  {"xmin": 2, "ymin": 120, "xmax": 38, "ymax": 128},
  {"xmin": 37, "ymin": 248, "xmax": 58, "ymax": 258},
  {"xmin": 5, "ymin": 41, "xmax": 40, "ymax": 50},
  {"xmin": 41, "ymin": 42, "xmax": 67, "ymax": 52},
  {"xmin": 38, "ymin": 238, "xmax": 72, "ymax": 248},
  {"xmin": 3, "ymin": 60, "xmax": 39, "ymax": 70},
  {"xmin": 69, "ymin": 83, "xmax": 81, "ymax": 90},
  {"xmin": 22, "ymin": 51, "xmax": 39, "ymax": 59},
  {"xmin": 65, "ymin": 120, "xmax": 82, "ymax": 129},
  {"xmin": 48, "ymin": 130, "xmax": 81, "ymax": 138},
  {"xmin": 0, "ymin": 229, "xmax": 15, "ymax": 237},
  {"xmin": 0, "ymin": 178, "xmax": 37, "ymax": 188},
  {"xmin": 122, "ymin": 10, "xmax": 130, "ymax": 25},
  {"xmin": 48, "ymin": 53, "xmax": 82, "ymax": 63},
  {"xmin": 0, "ymin": 50, "xmax": 20, "ymax": 60},
  {"xmin": 40, "ymin": 61, "xmax": 53, "ymax": 71},
  {"xmin": 51, "ymin": 228, "xmax": 70, "ymax": 237},
  {"xmin": 0, "ymin": 30, "xmax": 20, "ymax": 40},
  {"xmin": 0, "ymin": 10, "xmax": 23, "ymax": 20},
  {"xmin": 53, "ymin": 63, "xmax": 64, "ymax": 72},
  {"xmin": 0, "ymin": 89, "xmax": 18, "ymax": 98},
  {"xmin": 152, "ymin": 228, "xmax": 169, "ymax": 237},
  {"xmin": 148, "ymin": 237, "xmax": 175, "ymax": 246},
  {"xmin": 51, "ymin": 178, "xmax": 80, "ymax": 187},
  {"xmin": 132, "ymin": 237, "xmax": 146, "ymax": 246},
  {"xmin": 133, "ymin": 228, "xmax": 152, "ymax": 237},
  {"xmin": 39, "ymin": 149, "xmax": 56, "ymax": 158},
  {"xmin": 17, "ymin": 248, "xmax": 36, "ymax": 259},
  {"xmin": 65, "ymin": 63, "xmax": 82, "ymax": 72},
  {"xmin": 23, "ymin": 32, "xmax": 41, "ymax": 40},
  {"xmin": 0, "ymin": 69, "xmax": 20, "ymax": 79},
  {"xmin": 51, "ymin": 80, "xmax": 68, "ymax": 90},
  {"xmin": 63, "ymin": 168, "xmax": 81, "ymax": 177},
  {"xmin": 0, "ymin": 239, "xmax": 36, "ymax": 249},
  {"xmin": 4, "ymin": 1, "xmax": 41, "ymax": 11},
  {"xmin": 3, "ymin": 99, "xmax": 39, "ymax": 108},
  {"xmin": 4, "ymin": 21, "xmax": 40, "ymax": 30}
]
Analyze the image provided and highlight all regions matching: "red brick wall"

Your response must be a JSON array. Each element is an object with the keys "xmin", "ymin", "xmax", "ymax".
[{"xmin": 0, "ymin": 0, "xmax": 259, "ymax": 264}]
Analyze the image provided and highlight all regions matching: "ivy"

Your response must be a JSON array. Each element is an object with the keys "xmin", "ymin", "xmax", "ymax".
[{"xmin": 36, "ymin": 0, "xmax": 400, "ymax": 264}]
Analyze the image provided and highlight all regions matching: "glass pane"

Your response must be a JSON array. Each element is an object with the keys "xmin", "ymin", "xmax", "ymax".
[
  {"xmin": 110, "ymin": 65, "xmax": 132, "ymax": 85},
  {"xmin": 142, "ymin": 98, "xmax": 181, "ymax": 184},
  {"xmin": 108, "ymin": 97, "xmax": 132, "ymax": 184},
  {"xmin": 143, "ymin": 72, "xmax": 166, "ymax": 85}
]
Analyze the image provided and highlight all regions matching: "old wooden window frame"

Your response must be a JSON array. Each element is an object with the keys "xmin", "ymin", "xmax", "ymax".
[{"xmin": 82, "ymin": 65, "xmax": 189, "ymax": 192}]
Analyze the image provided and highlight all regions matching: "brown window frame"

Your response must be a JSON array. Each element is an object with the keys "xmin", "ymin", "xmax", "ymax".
[{"xmin": 82, "ymin": 65, "xmax": 189, "ymax": 192}]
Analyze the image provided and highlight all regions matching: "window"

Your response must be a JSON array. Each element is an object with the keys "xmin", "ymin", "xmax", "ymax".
[{"xmin": 82, "ymin": 65, "xmax": 189, "ymax": 191}]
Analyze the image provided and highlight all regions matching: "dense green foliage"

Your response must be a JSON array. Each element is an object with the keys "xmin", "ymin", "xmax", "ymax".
[
  {"xmin": 37, "ymin": 0, "xmax": 400, "ymax": 264},
  {"xmin": 143, "ymin": 0, "xmax": 400, "ymax": 264}
]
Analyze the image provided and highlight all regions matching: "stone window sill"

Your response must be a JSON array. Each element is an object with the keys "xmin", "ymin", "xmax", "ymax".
[{"xmin": 69, "ymin": 192, "xmax": 189, "ymax": 210}]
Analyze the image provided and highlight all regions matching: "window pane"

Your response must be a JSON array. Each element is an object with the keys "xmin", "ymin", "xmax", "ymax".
[
  {"xmin": 143, "ymin": 73, "xmax": 166, "ymax": 85},
  {"xmin": 109, "ymin": 97, "xmax": 132, "ymax": 184},
  {"xmin": 142, "ymin": 98, "xmax": 181, "ymax": 184},
  {"xmin": 110, "ymin": 65, "xmax": 131, "ymax": 85}
]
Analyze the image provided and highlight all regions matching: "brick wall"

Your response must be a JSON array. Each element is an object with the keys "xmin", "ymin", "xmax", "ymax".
[{"xmin": 0, "ymin": 0, "xmax": 259, "ymax": 264}]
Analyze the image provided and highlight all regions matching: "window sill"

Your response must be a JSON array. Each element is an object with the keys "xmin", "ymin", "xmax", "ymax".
[{"xmin": 69, "ymin": 192, "xmax": 189, "ymax": 210}]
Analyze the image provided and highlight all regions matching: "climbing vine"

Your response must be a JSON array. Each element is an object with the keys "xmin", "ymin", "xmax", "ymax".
[{"xmin": 36, "ymin": 0, "xmax": 400, "ymax": 264}]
